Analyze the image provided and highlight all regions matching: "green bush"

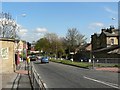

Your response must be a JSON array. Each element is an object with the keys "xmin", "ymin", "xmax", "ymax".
[{"xmin": 113, "ymin": 64, "xmax": 120, "ymax": 67}]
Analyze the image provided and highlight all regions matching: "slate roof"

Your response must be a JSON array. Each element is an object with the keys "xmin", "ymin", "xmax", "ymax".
[
  {"xmin": 102, "ymin": 29, "xmax": 119, "ymax": 37},
  {"xmin": 92, "ymin": 45, "xmax": 120, "ymax": 54}
]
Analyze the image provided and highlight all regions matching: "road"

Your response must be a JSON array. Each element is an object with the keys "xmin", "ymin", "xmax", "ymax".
[{"xmin": 33, "ymin": 61, "xmax": 119, "ymax": 89}]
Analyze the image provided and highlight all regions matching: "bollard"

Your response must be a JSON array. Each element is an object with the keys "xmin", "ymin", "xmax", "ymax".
[
  {"xmin": 31, "ymin": 65, "xmax": 32, "ymax": 79},
  {"xmin": 25, "ymin": 61, "xmax": 26, "ymax": 70},
  {"xmin": 28, "ymin": 64, "xmax": 29, "ymax": 75},
  {"xmin": 92, "ymin": 59, "xmax": 95, "ymax": 69}
]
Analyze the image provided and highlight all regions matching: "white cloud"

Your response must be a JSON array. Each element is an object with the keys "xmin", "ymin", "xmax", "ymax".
[
  {"xmin": 24, "ymin": 33, "xmax": 44, "ymax": 43},
  {"xmin": 35, "ymin": 27, "xmax": 48, "ymax": 33},
  {"xmin": 104, "ymin": 7, "xmax": 117, "ymax": 14},
  {"xmin": 19, "ymin": 29, "xmax": 28, "ymax": 34},
  {"xmin": 16, "ymin": 27, "xmax": 46, "ymax": 42},
  {"xmin": 21, "ymin": 13, "xmax": 27, "ymax": 17},
  {"xmin": 89, "ymin": 22, "xmax": 104, "ymax": 30}
]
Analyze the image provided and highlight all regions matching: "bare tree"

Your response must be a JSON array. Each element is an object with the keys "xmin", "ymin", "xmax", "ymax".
[
  {"xmin": 44, "ymin": 33, "xmax": 59, "ymax": 57},
  {"xmin": 66, "ymin": 28, "xmax": 87, "ymax": 53},
  {"xmin": 0, "ymin": 12, "xmax": 19, "ymax": 39},
  {"xmin": 44, "ymin": 33, "xmax": 58, "ymax": 43}
]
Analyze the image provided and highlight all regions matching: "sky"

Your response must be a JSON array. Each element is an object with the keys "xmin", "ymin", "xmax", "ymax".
[{"xmin": 1, "ymin": 2, "xmax": 118, "ymax": 43}]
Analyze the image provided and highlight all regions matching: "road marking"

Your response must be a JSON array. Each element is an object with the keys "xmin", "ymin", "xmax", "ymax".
[
  {"xmin": 43, "ymin": 83, "xmax": 48, "ymax": 88},
  {"xmin": 83, "ymin": 76, "xmax": 119, "ymax": 89}
]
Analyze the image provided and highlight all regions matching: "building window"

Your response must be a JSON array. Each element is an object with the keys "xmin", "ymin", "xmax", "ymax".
[{"xmin": 111, "ymin": 39, "xmax": 114, "ymax": 45}]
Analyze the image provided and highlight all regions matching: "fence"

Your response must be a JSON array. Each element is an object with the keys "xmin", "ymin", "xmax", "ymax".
[
  {"xmin": 28, "ymin": 62, "xmax": 46, "ymax": 90},
  {"xmin": 92, "ymin": 58, "xmax": 120, "ymax": 68}
]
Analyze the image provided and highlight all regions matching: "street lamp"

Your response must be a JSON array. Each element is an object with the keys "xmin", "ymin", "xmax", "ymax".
[
  {"xmin": 110, "ymin": 17, "xmax": 115, "ymax": 28},
  {"xmin": 18, "ymin": 13, "xmax": 27, "ymax": 61}
]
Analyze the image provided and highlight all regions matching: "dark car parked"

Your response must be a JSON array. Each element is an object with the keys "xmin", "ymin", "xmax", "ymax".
[
  {"xmin": 79, "ymin": 57, "xmax": 89, "ymax": 62},
  {"xmin": 29, "ymin": 55, "xmax": 37, "ymax": 61}
]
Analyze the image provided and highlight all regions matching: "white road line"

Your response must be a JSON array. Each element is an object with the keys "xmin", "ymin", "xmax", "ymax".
[
  {"xmin": 83, "ymin": 76, "xmax": 119, "ymax": 89},
  {"xmin": 43, "ymin": 83, "xmax": 48, "ymax": 88}
]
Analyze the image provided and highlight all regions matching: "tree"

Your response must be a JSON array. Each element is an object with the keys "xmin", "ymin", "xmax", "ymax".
[
  {"xmin": 35, "ymin": 33, "xmax": 66, "ymax": 58},
  {"xmin": 66, "ymin": 28, "xmax": 87, "ymax": 53},
  {"xmin": 0, "ymin": 13, "xmax": 19, "ymax": 39},
  {"xmin": 35, "ymin": 38, "xmax": 50, "ymax": 52},
  {"xmin": 56, "ymin": 38, "xmax": 65, "ymax": 58},
  {"xmin": 44, "ymin": 33, "xmax": 58, "ymax": 56},
  {"xmin": 44, "ymin": 33, "xmax": 63, "ymax": 58}
]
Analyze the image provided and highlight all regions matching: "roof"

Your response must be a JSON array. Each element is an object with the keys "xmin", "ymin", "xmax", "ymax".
[
  {"xmin": 0, "ymin": 37, "xmax": 15, "ymax": 42},
  {"xmin": 102, "ymin": 29, "xmax": 119, "ymax": 37},
  {"xmin": 92, "ymin": 45, "xmax": 120, "ymax": 54},
  {"xmin": 108, "ymin": 48, "xmax": 120, "ymax": 54},
  {"xmin": 103, "ymin": 31, "xmax": 118, "ymax": 37},
  {"xmin": 79, "ymin": 43, "xmax": 91, "ymax": 51},
  {"xmin": 92, "ymin": 33, "xmax": 100, "ymax": 37}
]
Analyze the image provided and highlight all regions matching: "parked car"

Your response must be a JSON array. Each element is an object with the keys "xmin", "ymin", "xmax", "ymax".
[
  {"xmin": 36, "ymin": 55, "xmax": 42, "ymax": 60},
  {"xmin": 29, "ymin": 55, "xmax": 37, "ymax": 61},
  {"xmin": 79, "ymin": 57, "xmax": 89, "ymax": 62},
  {"xmin": 41, "ymin": 56, "xmax": 49, "ymax": 63}
]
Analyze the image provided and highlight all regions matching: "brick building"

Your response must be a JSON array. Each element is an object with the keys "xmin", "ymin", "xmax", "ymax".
[{"xmin": 91, "ymin": 26, "xmax": 120, "ymax": 58}]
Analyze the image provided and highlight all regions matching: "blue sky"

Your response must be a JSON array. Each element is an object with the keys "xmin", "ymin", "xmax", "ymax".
[{"xmin": 2, "ymin": 2, "xmax": 118, "ymax": 43}]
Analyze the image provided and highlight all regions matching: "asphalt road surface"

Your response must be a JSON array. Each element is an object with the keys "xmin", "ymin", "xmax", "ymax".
[{"xmin": 33, "ymin": 61, "xmax": 119, "ymax": 89}]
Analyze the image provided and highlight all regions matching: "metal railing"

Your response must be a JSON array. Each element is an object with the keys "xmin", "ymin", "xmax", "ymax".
[
  {"xmin": 92, "ymin": 58, "xmax": 120, "ymax": 68},
  {"xmin": 28, "ymin": 62, "xmax": 46, "ymax": 90},
  {"xmin": 92, "ymin": 58, "xmax": 119, "ymax": 63}
]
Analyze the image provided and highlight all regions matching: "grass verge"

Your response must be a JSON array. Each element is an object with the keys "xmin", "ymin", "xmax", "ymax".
[
  {"xmin": 49, "ymin": 59, "xmax": 119, "ymax": 68},
  {"xmin": 49, "ymin": 59, "xmax": 92, "ymax": 69}
]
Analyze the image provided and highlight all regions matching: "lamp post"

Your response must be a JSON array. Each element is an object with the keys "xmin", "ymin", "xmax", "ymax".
[
  {"xmin": 16, "ymin": 13, "xmax": 27, "ymax": 62},
  {"xmin": 111, "ymin": 17, "xmax": 115, "ymax": 28}
]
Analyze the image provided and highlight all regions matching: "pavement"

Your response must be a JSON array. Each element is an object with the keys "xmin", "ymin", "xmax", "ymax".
[
  {"xmin": 95, "ymin": 67, "xmax": 120, "ymax": 73},
  {"xmin": 1, "ymin": 61, "xmax": 32, "ymax": 90}
]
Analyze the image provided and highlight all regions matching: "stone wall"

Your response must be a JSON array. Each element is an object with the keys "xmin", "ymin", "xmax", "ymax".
[{"xmin": 0, "ymin": 38, "xmax": 15, "ymax": 74}]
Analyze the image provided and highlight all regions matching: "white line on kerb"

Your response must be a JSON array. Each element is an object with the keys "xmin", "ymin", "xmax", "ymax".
[
  {"xmin": 83, "ymin": 76, "xmax": 119, "ymax": 89},
  {"xmin": 43, "ymin": 83, "xmax": 48, "ymax": 88}
]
